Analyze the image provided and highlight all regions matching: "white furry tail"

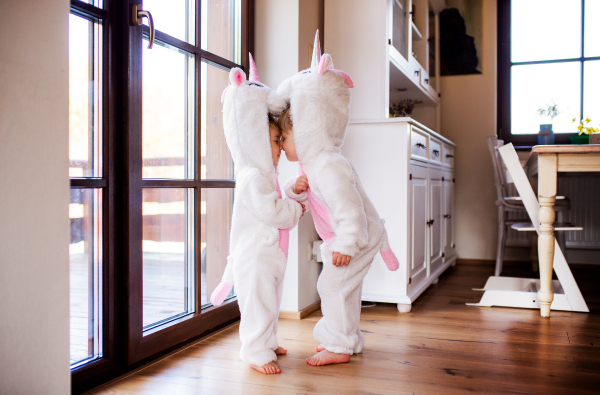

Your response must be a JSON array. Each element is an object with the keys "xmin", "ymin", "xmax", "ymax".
[{"xmin": 379, "ymin": 220, "xmax": 399, "ymax": 271}]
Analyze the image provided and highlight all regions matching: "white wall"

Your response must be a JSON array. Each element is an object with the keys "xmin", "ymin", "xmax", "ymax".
[
  {"xmin": 439, "ymin": 0, "xmax": 499, "ymax": 260},
  {"xmin": 255, "ymin": 0, "xmax": 324, "ymax": 312},
  {"xmin": 0, "ymin": 0, "xmax": 71, "ymax": 394}
]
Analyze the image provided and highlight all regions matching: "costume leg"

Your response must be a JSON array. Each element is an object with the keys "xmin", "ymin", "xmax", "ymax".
[
  {"xmin": 313, "ymin": 242, "xmax": 378, "ymax": 354},
  {"xmin": 354, "ymin": 282, "xmax": 365, "ymax": 354},
  {"xmin": 235, "ymin": 260, "xmax": 284, "ymax": 366}
]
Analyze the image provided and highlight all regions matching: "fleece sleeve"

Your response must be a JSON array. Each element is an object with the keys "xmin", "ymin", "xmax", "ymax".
[
  {"xmin": 313, "ymin": 156, "xmax": 368, "ymax": 257},
  {"xmin": 283, "ymin": 176, "xmax": 309, "ymax": 204},
  {"xmin": 238, "ymin": 168, "xmax": 303, "ymax": 230}
]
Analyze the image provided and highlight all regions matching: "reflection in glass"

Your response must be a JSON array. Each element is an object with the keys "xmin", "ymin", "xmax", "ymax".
[
  {"xmin": 511, "ymin": 62, "xmax": 581, "ymax": 134},
  {"xmin": 143, "ymin": 188, "xmax": 194, "ymax": 329},
  {"xmin": 585, "ymin": 0, "xmax": 600, "ymax": 57},
  {"xmin": 201, "ymin": 188, "xmax": 234, "ymax": 306},
  {"xmin": 511, "ymin": 0, "xmax": 581, "ymax": 63},
  {"xmin": 69, "ymin": 14, "xmax": 102, "ymax": 178},
  {"xmin": 392, "ymin": 0, "xmax": 408, "ymax": 59},
  {"xmin": 143, "ymin": 41, "xmax": 195, "ymax": 180},
  {"xmin": 70, "ymin": 188, "xmax": 102, "ymax": 367},
  {"xmin": 584, "ymin": 61, "xmax": 600, "ymax": 125},
  {"xmin": 143, "ymin": 0, "xmax": 195, "ymax": 44},
  {"xmin": 201, "ymin": 0, "xmax": 242, "ymax": 64},
  {"xmin": 201, "ymin": 62, "xmax": 234, "ymax": 180}
]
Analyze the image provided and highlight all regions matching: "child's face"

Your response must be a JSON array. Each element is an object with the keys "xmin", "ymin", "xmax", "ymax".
[
  {"xmin": 281, "ymin": 129, "xmax": 298, "ymax": 162},
  {"xmin": 269, "ymin": 124, "xmax": 282, "ymax": 165}
]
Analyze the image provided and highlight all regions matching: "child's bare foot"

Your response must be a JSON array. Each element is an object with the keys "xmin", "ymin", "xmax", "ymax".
[
  {"xmin": 315, "ymin": 344, "xmax": 325, "ymax": 352},
  {"xmin": 306, "ymin": 350, "xmax": 351, "ymax": 366},
  {"xmin": 275, "ymin": 346, "xmax": 287, "ymax": 355},
  {"xmin": 250, "ymin": 361, "xmax": 281, "ymax": 374}
]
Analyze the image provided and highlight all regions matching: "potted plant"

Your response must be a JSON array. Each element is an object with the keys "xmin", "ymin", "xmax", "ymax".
[
  {"xmin": 571, "ymin": 118, "xmax": 600, "ymax": 144},
  {"xmin": 536, "ymin": 101, "xmax": 560, "ymax": 145},
  {"xmin": 389, "ymin": 99, "xmax": 416, "ymax": 118}
]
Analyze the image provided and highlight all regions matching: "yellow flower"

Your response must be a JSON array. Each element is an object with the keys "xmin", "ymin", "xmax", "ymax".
[
  {"xmin": 578, "ymin": 124, "xmax": 583, "ymax": 131},
  {"xmin": 572, "ymin": 118, "xmax": 576, "ymax": 122},
  {"xmin": 585, "ymin": 118, "xmax": 591, "ymax": 123}
]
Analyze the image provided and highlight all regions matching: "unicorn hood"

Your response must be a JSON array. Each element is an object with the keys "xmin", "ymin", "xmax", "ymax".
[
  {"xmin": 221, "ymin": 53, "xmax": 287, "ymax": 175},
  {"xmin": 276, "ymin": 30, "xmax": 354, "ymax": 164}
]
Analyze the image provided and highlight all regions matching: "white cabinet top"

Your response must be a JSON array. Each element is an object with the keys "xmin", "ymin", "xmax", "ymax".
[{"xmin": 349, "ymin": 117, "xmax": 456, "ymax": 147}]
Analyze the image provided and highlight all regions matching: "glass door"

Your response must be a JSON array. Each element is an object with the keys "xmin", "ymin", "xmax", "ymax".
[{"xmin": 125, "ymin": 0, "xmax": 243, "ymax": 364}]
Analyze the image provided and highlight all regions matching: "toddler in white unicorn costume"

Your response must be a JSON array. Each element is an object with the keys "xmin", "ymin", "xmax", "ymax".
[
  {"xmin": 209, "ymin": 54, "xmax": 305, "ymax": 375},
  {"xmin": 278, "ymin": 31, "xmax": 400, "ymax": 366}
]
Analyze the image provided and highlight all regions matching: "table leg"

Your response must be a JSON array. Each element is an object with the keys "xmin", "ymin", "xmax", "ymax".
[{"xmin": 538, "ymin": 154, "xmax": 557, "ymax": 318}]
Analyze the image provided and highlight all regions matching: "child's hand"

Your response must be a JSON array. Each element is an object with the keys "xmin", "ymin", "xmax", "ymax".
[
  {"xmin": 300, "ymin": 203, "xmax": 306, "ymax": 218},
  {"xmin": 293, "ymin": 175, "xmax": 309, "ymax": 194},
  {"xmin": 332, "ymin": 252, "xmax": 351, "ymax": 267}
]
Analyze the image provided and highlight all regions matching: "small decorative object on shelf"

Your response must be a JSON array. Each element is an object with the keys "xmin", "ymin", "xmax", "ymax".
[
  {"xmin": 572, "ymin": 117, "xmax": 600, "ymax": 144},
  {"xmin": 536, "ymin": 101, "xmax": 560, "ymax": 145},
  {"xmin": 389, "ymin": 99, "xmax": 416, "ymax": 118}
]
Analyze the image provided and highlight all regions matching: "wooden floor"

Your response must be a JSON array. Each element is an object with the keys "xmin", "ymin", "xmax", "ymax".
[{"xmin": 87, "ymin": 263, "xmax": 600, "ymax": 395}]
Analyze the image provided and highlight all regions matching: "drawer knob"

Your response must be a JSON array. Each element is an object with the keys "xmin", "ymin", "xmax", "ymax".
[
  {"xmin": 446, "ymin": 154, "xmax": 455, "ymax": 158},
  {"xmin": 416, "ymin": 142, "xmax": 427, "ymax": 150},
  {"xmin": 444, "ymin": 214, "xmax": 452, "ymax": 219},
  {"xmin": 433, "ymin": 149, "xmax": 440, "ymax": 157}
]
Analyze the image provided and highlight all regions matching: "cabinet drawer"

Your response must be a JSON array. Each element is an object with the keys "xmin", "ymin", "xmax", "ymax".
[
  {"xmin": 410, "ymin": 127, "xmax": 429, "ymax": 161},
  {"xmin": 429, "ymin": 138, "xmax": 442, "ymax": 164},
  {"xmin": 443, "ymin": 144, "xmax": 455, "ymax": 167}
]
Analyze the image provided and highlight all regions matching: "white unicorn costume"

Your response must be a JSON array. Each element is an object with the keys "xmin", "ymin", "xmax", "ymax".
[
  {"xmin": 278, "ymin": 32, "xmax": 399, "ymax": 355},
  {"xmin": 210, "ymin": 54, "xmax": 303, "ymax": 367}
]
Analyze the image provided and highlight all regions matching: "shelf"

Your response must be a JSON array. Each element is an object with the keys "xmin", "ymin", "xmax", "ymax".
[
  {"xmin": 388, "ymin": 59, "xmax": 438, "ymax": 107},
  {"xmin": 411, "ymin": 21, "xmax": 422, "ymax": 41}
]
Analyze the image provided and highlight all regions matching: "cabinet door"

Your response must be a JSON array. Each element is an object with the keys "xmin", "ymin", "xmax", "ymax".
[
  {"xmin": 408, "ymin": 164, "xmax": 428, "ymax": 284},
  {"xmin": 429, "ymin": 167, "xmax": 444, "ymax": 274},
  {"xmin": 443, "ymin": 172, "xmax": 456, "ymax": 258}
]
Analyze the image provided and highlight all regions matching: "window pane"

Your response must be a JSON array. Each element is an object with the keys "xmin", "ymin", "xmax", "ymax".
[
  {"xmin": 143, "ymin": 41, "xmax": 195, "ymax": 180},
  {"xmin": 511, "ymin": 62, "xmax": 581, "ymax": 134},
  {"xmin": 70, "ymin": 188, "xmax": 102, "ymax": 367},
  {"xmin": 201, "ymin": 62, "xmax": 234, "ymax": 179},
  {"xmin": 201, "ymin": 188, "xmax": 234, "ymax": 306},
  {"xmin": 584, "ymin": 60, "xmax": 600, "ymax": 124},
  {"xmin": 143, "ymin": 0, "xmax": 195, "ymax": 44},
  {"xmin": 69, "ymin": 14, "xmax": 102, "ymax": 178},
  {"xmin": 143, "ymin": 188, "xmax": 194, "ymax": 329},
  {"xmin": 511, "ymin": 0, "xmax": 581, "ymax": 62},
  {"xmin": 585, "ymin": 0, "xmax": 600, "ymax": 57},
  {"xmin": 201, "ymin": 0, "xmax": 242, "ymax": 64}
]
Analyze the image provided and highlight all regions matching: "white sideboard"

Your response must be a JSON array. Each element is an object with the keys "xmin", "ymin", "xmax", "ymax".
[{"xmin": 342, "ymin": 118, "xmax": 457, "ymax": 312}]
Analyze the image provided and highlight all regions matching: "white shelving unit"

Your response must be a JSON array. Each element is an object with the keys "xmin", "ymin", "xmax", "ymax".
[{"xmin": 325, "ymin": 0, "xmax": 456, "ymax": 311}]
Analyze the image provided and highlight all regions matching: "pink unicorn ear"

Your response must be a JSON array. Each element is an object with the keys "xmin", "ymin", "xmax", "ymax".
[
  {"xmin": 229, "ymin": 67, "xmax": 246, "ymax": 87},
  {"xmin": 317, "ymin": 54, "xmax": 334, "ymax": 76},
  {"xmin": 331, "ymin": 69, "xmax": 354, "ymax": 88}
]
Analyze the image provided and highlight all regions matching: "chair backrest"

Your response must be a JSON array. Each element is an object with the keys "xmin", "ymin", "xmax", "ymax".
[
  {"xmin": 487, "ymin": 135, "xmax": 509, "ymax": 202},
  {"xmin": 497, "ymin": 143, "xmax": 540, "ymax": 229}
]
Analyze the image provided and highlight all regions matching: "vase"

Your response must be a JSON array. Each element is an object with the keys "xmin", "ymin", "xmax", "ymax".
[
  {"xmin": 537, "ymin": 124, "xmax": 554, "ymax": 145},
  {"xmin": 569, "ymin": 135, "xmax": 590, "ymax": 144},
  {"xmin": 590, "ymin": 133, "xmax": 600, "ymax": 145}
]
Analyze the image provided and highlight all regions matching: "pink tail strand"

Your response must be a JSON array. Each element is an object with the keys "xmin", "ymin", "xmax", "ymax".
[
  {"xmin": 210, "ymin": 281, "xmax": 233, "ymax": 306},
  {"xmin": 380, "ymin": 248, "xmax": 399, "ymax": 271}
]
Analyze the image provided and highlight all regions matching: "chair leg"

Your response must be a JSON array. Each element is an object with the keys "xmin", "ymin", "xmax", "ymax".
[
  {"xmin": 495, "ymin": 206, "xmax": 506, "ymax": 277},
  {"xmin": 556, "ymin": 211, "xmax": 567, "ymax": 254},
  {"xmin": 530, "ymin": 232, "xmax": 539, "ymax": 272}
]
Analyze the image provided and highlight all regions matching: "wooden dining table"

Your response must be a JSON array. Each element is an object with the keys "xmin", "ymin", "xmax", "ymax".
[{"xmin": 526, "ymin": 145, "xmax": 600, "ymax": 317}]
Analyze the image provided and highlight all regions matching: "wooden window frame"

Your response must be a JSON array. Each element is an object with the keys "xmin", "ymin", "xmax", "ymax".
[
  {"xmin": 71, "ymin": 0, "xmax": 253, "ymax": 392},
  {"xmin": 497, "ymin": 0, "xmax": 598, "ymax": 146}
]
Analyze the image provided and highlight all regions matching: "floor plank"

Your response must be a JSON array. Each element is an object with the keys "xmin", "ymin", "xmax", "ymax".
[{"xmin": 87, "ymin": 264, "xmax": 600, "ymax": 394}]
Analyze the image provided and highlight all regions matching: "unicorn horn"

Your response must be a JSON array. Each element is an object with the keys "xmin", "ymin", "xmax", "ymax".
[
  {"xmin": 311, "ymin": 30, "xmax": 321, "ymax": 68},
  {"xmin": 249, "ymin": 52, "xmax": 259, "ymax": 82}
]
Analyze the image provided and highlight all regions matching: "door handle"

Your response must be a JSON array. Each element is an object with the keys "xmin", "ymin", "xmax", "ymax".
[{"xmin": 132, "ymin": 4, "xmax": 155, "ymax": 49}]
